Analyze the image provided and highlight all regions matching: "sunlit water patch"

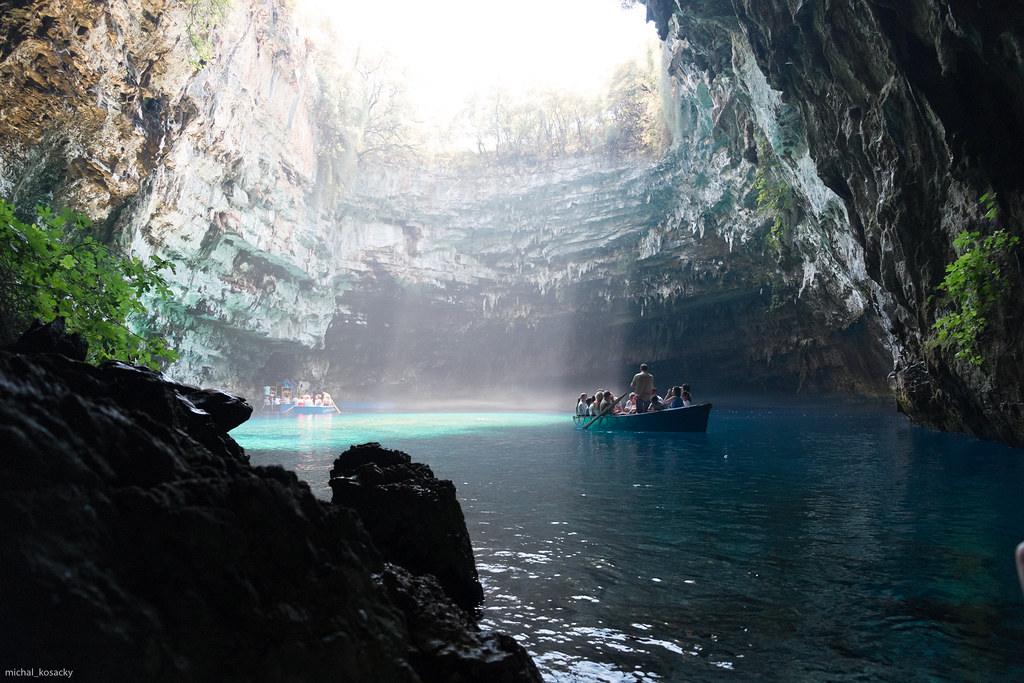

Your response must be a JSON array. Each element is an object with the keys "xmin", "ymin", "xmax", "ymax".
[
  {"xmin": 233, "ymin": 412, "xmax": 564, "ymax": 497},
  {"xmin": 233, "ymin": 405, "xmax": 1024, "ymax": 681}
]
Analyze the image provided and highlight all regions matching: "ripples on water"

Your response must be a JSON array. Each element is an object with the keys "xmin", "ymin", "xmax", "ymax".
[{"xmin": 234, "ymin": 404, "xmax": 1024, "ymax": 682}]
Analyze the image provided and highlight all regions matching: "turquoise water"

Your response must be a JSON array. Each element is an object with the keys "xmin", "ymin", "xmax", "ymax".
[
  {"xmin": 233, "ymin": 412, "xmax": 565, "ymax": 495},
  {"xmin": 232, "ymin": 404, "xmax": 1024, "ymax": 681}
]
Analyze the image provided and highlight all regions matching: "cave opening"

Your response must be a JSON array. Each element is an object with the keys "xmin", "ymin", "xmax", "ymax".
[{"xmin": 217, "ymin": 0, "xmax": 899, "ymax": 406}]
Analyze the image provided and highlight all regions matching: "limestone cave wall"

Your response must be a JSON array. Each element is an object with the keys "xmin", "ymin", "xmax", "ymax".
[{"xmin": 646, "ymin": 0, "xmax": 1024, "ymax": 445}]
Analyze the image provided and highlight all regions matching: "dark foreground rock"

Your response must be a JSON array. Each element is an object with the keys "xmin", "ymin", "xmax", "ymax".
[
  {"xmin": 0, "ymin": 342, "xmax": 540, "ymax": 682},
  {"xmin": 329, "ymin": 442, "xmax": 485, "ymax": 612}
]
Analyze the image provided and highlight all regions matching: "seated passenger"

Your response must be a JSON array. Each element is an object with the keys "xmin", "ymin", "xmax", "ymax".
[
  {"xmin": 682, "ymin": 390, "xmax": 692, "ymax": 407},
  {"xmin": 649, "ymin": 389, "xmax": 665, "ymax": 411},
  {"xmin": 603, "ymin": 391, "xmax": 624, "ymax": 415},
  {"xmin": 576, "ymin": 393, "xmax": 588, "ymax": 415},
  {"xmin": 586, "ymin": 397, "xmax": 597, "ymax": 416},
  {"xmin": 625, "ymin": 392, "xmax": 637, "ymax": 414},
  {"xmin": 666, "ymin": 386, "xmax": 685, "ymax": 409}
]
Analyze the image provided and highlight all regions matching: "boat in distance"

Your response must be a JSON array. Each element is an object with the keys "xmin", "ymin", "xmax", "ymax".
[
  {"xmin": 573, "ymin": 402, "xmax": 712, "ymax": 433},
  {"xmin": 279, "ymin": 403, "xmax": 338, "ymax": 415}
]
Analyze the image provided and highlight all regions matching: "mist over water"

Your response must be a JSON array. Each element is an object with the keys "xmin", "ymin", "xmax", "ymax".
[{"xmin": 234, "ymin": 403, "xmax": 1024, "ymax": 681}]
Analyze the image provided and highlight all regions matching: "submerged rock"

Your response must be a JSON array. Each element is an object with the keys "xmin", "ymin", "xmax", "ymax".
[{"xmin": 0, "ymin": 341, "xmax": 539, "ymax": 682}]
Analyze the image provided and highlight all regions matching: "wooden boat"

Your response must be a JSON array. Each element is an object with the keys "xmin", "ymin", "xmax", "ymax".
[{"xmin": 573, "ymin": 401, "xmax": 712, "ymax": 433}]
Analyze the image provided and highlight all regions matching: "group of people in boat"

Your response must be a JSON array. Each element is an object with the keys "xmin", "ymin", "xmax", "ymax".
[
  {"xmin": 262, "ymin": 383, "xmax": 335, "ymax": 410},
  {"xmin": 576, "ymin": 364, "xmax": 693, "ymax": 417},
  {"xmin": 277, "ymin": 392, "xmax": 334, "ymax": 407}
]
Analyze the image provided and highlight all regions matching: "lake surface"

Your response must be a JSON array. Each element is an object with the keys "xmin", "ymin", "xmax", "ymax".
[{"xmin": 232, "ymin": 402, "xmax": 1024, "ymax": 682}]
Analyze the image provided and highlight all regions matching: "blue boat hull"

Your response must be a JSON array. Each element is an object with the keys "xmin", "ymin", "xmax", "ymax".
[
  {"xmin": 573, "ymin": 401, "xmax": 712, "ymax": 433},
  {"xmin": 280, "ymin": 404, "xmax": 336, "ymax": 415}
]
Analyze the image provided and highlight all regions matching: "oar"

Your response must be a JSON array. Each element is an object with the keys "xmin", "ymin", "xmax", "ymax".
[
  {"xmin": 280, "ymin": 403, "xmax": 297, "ymax": 414},
  {"xmin": 582, "ymin": 391, "xmax": 627, "ymax": 430}
]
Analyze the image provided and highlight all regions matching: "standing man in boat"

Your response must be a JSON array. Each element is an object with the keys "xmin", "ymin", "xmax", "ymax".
[{"xmin": 630, "ymin": 363, "xmax": 655, "ymax": 413}]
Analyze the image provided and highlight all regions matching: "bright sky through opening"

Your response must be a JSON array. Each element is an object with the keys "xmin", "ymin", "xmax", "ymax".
[{"xmin": 297, "ymin": 0, "xmax": 658, "ymax": 118}]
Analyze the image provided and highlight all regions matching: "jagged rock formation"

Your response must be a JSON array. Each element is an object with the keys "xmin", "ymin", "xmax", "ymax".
[
  {"xmin": 1, "ymin": 0, "xmax": 1022, "ymax": 444},
  {"xmin": 0, "ymin": 327, "xmax": 541, "ymax": 682},
  {"xmin": 329, "ymin": 442, "xmax": 485, "ymax": 612},
  {"xmin": 644, "ymin": 0, "xmax": 1024, "ymax": 444}
]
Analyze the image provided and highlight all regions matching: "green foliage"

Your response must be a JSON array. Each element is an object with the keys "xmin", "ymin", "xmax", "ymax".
[
  {"xmin": 307, "ymin": 28, "xmax": 664, "ymax": 172},
  {"xmin": 931, "ymin": 194, "xmax": 1020, "ymax": 366},
  {"xmin": 601, "ymin": 55, "xmax": 668, "ymax": 156},
  {"xmin": 351, "ymin": 54, "xmax": 419, "ymax": 164},
  {"xmin": 769, "ymin": 279, "xmax": 787, "ymax": 312},
  {"xmin": 314, "ymin": 62, "xmax": 357, "ymax": 185},
  {"xmin": 981, "ymin": 190, "xmax": 998, "ymax": 220},
  {"xmin": 313, "ymin": 46, "xmax": 421, "ymax": 180},
  {"xmin": 182, "ymin": 0, "xmax": 232, "ymax": 69},
  {"xmin": 753, "ymin": 136, "xmax": 795, "ymax": 253},
  {"xmin": 452, "ymin": 54, "xmax": 666, "ymax": 169},
  {"xmin": 0, "ymin": 198, "xmax": 179, "ymax": 369}
]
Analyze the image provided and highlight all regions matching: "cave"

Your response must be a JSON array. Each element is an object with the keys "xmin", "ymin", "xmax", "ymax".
[
  {"xmin": 0, "ymin": 2, "xmax": 1022, "ymax": 444},
  {"xmin": 3, "ymin": 2, "xmax": 1024, "ymax": 681}
]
